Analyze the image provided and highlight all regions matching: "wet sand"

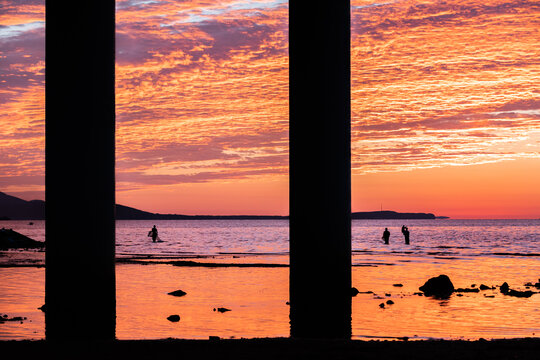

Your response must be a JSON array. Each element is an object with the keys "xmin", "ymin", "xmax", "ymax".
[{"xmin": 1, "ymin": 338, "xmax": 539, "ymax": 360}]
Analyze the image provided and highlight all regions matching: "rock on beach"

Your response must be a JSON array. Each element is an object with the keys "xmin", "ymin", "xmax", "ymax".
[
  {"xmin": 168, "ymin": 289, "xmax": 187, "ymax": 297},
  {"xmin": 0, "ymin": 228, "xmax": 44, "ymax": 249}
]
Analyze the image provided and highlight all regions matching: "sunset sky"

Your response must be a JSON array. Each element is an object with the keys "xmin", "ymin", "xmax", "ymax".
[{"xmin": 1, "ymin": 0, "xmax": 539, "ymax": 218}]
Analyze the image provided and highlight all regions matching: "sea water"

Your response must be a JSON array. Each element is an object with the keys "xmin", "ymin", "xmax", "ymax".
[{"xmin": 0, "ymin": 219, "xmax": 539, "ymax": 340}]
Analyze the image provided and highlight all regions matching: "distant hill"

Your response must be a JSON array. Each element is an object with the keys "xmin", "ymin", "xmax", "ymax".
[
  {"xmin": 0, "ymin": 192, "xmax": 45, "ymax": 220},
  {"xmin": 0, "ymin": 192, "xmax": 441, "ymax": 220},
  {"xmin": 0, "ymin": 192, "xmax": 286, "ymax": 220}
]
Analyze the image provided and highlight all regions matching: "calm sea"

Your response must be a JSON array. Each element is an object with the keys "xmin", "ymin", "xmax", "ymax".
[{"xmin": 1, "ymin": 219, "xmax": 539, "ymax": 340}]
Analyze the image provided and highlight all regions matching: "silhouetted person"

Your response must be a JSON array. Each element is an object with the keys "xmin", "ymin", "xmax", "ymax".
[
  {"xmin": 148, "ymin": 225, "xmax": 158, "ymax": 242},
  {"xmin": 402, "ymin": 225, "xmax": 410, "ymax": 245},
  {"xmin": 382, "ymin": 228, "xmax": 390, "ymax": 244}
]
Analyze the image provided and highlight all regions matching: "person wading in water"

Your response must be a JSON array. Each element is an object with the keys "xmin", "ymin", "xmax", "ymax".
[{"xmin": 148, "ymin": 225, "xmax": 158, "ymax": 243}]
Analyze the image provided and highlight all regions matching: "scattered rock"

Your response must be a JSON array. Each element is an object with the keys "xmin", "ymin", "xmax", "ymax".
[
  {"xmin": 386, "ymin": 300, "xmax": 394, "ymax": 305},
  {"xmin": 214, "ymin": 307, "xmax": 231, "ymax": 313},
  {"xmin": 479, "ymin": 284, "xmax": 492, "ymax": 290},
  {"xmin": 379, "ymin": 303, "xmax": 385, "ymax": 308},
  {"xmin": 500, "ymin": 282, "xmax": 509, "ymax": 294},
  {"xmin": 167, "ymin": 315, "xmax": 180, "ymax": 322},
  {"xmin": 484, "ymin": 294, "xmax": 495, "ymax": 298},
  {"xmin": 419, "ymin": 274, "xmax": 454, "ymax": 298},
  {"xmin": 0, "ymin": 315, "xmax": 25, "ymax": 323},
  {"xmin": 167, "ymin": 289, "xmax": 187, "ymax": 297},
  {"xmin": 455, "ymin": 287, "xmax": 480, "ymax": 293},
  {"xmin": 392, "ymin": 284, "xmax": 403, "ymax": 287},
  {"xmin": 351, "ymin": 287, "xmax": 360, "ymax": 297},
  {"xmin": 507, "ymin": 289, "xmax": 535, "ymax": 298},
  {"xmin": 456, "ymin": 293, "xmax": 463, "ymax": 297},
  {"xmin": 471, "ymin": 284, "xmax": 476, "ymax": 288},
  {"xmin": 385, "ymin": 293, "xmax": 391, "ymax": 297}
]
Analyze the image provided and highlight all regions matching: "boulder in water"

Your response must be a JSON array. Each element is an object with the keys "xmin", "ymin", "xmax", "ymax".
[
  {"xmin": 419, "ymin": 275, "xmax": 455, "ymax": 298},
  {"xmin": 500, "ymin": 282, "xmax": 509, "ymax": 294}
]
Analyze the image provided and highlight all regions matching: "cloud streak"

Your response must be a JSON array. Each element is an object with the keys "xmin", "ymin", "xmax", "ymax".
[{"xmin": 1, "ymin": 0, "xmax": 539, "ymax": 205}]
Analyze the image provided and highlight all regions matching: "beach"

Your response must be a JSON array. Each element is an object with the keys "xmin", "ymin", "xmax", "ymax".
[{"xmin": 1, "ymin": 219, "xmax": 539, "ymax": 340}]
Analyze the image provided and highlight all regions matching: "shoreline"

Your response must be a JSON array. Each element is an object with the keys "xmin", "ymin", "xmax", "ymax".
[{"xmin": 1, "ymin": 338, "xmax": 539, "ymax": 359}]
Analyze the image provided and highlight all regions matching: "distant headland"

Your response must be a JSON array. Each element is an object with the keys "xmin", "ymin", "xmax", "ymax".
[{"xmin": 0, "ymin": 192, "xmax": 447, "ymax": 220}]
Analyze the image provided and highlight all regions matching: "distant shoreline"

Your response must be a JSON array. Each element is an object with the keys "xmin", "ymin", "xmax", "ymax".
[{"xmin": 1, "ymin": 192, "xmax": 448, "ymax": 220}]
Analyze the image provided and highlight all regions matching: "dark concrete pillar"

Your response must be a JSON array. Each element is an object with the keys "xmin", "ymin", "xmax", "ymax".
[
  {"xmin": 45, "ymin": 1, "xmax": 116, "ymax": 341},
  {"xmin": 289, "ymin": 1, "xmax": 352, "ymax": 338}
]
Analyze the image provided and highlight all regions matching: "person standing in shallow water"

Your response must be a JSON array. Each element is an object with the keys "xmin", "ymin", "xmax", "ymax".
[
  {"xmin": 402, "ymin": 225, "xmax": 410, "ymax": 245},
  {"xmin": 382, "ymin": 228, "xmax": 390, "ymax": 244},
  {"xmin": 148, "ymin": 225, "xmax": 158, "ymax": 242}
]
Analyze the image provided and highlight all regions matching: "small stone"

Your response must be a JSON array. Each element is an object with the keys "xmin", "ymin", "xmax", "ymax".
[
  {"xmin": 385, "ymin": 293, "xmax": 391, "ymax": 297},
  {"xmin": 168, "ymin": 289, "xmax": 187, "ymax": 297},
  {"xmin": 393, "ymin": 284, "xmax": 403, "ymax": 287},
  {"xmin": 500, "ymin": 282, "xmax": 509, "ymax": 294},
  {"xmin": 216, "ymin": 307, "xmax": 231, "ymax": 313},
  {"xmin": 471, "ymin": 284, "xmax": 476, "ymax": 288},
  {"xmin": 386, "ymin": 300, "xmax": 394, "ymax": 305},
  {"xmin": 167, "ymin": 315, "xmax": 180, "ymax": 322},
  {"xmin": 456, "ymin": 293, "xmax": 463, "ymax": 297},
  {"xmin": 379, "ymin": 303, "xmax": 385, "ymax": 308},
  {"xmin": 484, "ymin": 294, "xmax": 495, "ymax": 298},
  {"xmin": 479, "ymin": 284, "xmax": 491, "ymax": 290},
  {"xmin": 455, "ymin": 287, "xmax": 479, "ymax": 293}
]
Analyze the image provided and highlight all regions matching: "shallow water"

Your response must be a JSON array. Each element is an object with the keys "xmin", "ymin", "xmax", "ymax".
[{"xmin": 0, "ymin": 219, "xmax": 539, "ymax": 340}]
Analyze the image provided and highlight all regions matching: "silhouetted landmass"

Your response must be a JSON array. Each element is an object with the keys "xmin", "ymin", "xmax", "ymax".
[
  {"xmin": 0, "ymin": 192, "xmax": 45, "ymax": 220},
  {"xmin": 351, "ymin": 211, "xmax": 436, "ymax": 220},
  {"xmin": 115, "ymin": 204, "xmax": 287, "ymax": 220},
  {"xmin": 1, "ymin": 192, "xmax": 442, "ymax": 220}
]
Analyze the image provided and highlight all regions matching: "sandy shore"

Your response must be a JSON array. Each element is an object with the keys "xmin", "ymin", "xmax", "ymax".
[{"xmin": 1, "ymin": 338, "xmax": 539, "ymax": 359}]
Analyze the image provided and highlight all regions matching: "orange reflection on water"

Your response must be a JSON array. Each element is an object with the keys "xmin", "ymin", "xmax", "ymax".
[
  {"xmin": 116, "ymin": 264, "xmax": 290, "ymax": 339},
  {"xmin": 0, "ymin": 254, "xmax": 538, "ymax": 340}
]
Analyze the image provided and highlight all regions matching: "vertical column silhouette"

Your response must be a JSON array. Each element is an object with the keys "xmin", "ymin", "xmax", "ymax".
[
  {"xmin": 289, "ymin": 1, "xmax": 352, "ymax": 338},
  {"xmin": 45, "ymin": 2, "xmax": 116, "ymax": 341}
]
